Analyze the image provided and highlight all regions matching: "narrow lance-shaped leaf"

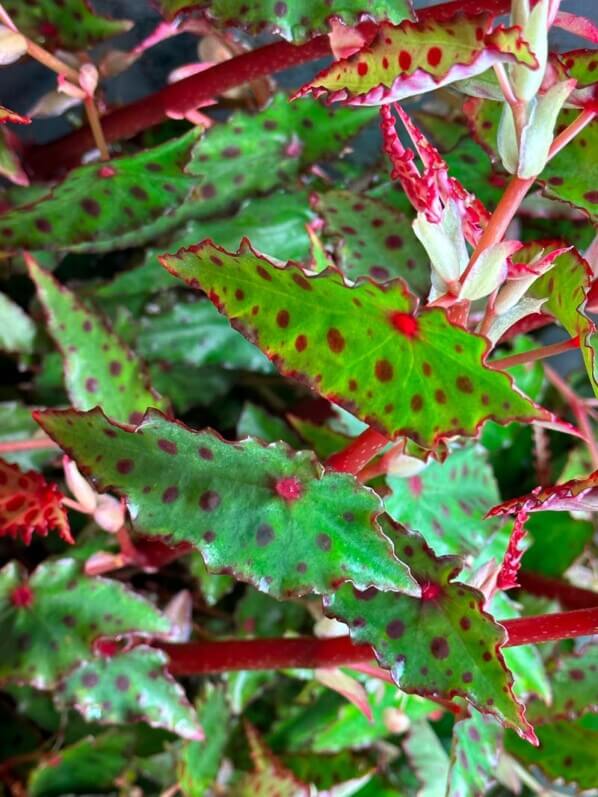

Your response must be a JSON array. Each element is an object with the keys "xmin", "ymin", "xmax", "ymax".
[
  {"xmin": 488, "ymin": 470, "xmax": 598, "ymax": 516},
  {"xmin": 313, "ymin": 189, "xmax": 429, "ymax": 294},
  {"xmin": 0, "ymin": 459, "xmax": 72, "ymax": 545},
  {"xmin": 234, "ymin": 723, "xmax": 309, "ymax": 797},
  {"xmin": 296, "ymin": 15, "xmax": 537, "ymax": 105},
  {"xmin": 0, "ymin": 291, "xmax": 36, "ymax": 355},
  {"xmin": 2, "ymin": 0, "xmax": 131, "ymax": 51},
  {"xmin": 27, "ymin": 257, "xmax": 169, "ymax": 425},
  {"xmin": 0, "ymin": 105, "xmax": 30, "ymax": 125},
  {"xmin": 0, "ymin": 558, "xmax": 170, "ymax": 688},
  {"xmin": 158, "ymin": 0, "xmax": 412, "ymax": 41},
  {"xmin": 61, "ymin": 647, "xmax": 203, "ymax": 740},
  {"xmin": 325, "ymin": 516, "xmax": 536, "ymax": 742},
  {"xmin": 34, "ymin": 407, "xmax": 418, "ymax": 599},
  {"xmin": 160, "ymin": 239, "xmax": 547, "ymax": 448}
]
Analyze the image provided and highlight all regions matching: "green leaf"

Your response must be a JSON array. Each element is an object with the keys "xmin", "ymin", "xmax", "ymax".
[
  {"xmin": 187, "ymin": 552, "xmax": 235, "ymax": 606},
  {"xmin": 35, "ymin": 407, "xmax": 418, "ymax": 599},
  {"xmin": 297, "ymin": 15, "xmax": 537, "ymax": 105},
  {"xmin": 466, "ymin": 98, "xmax": 598, "ymax": 222},
  {"xmin": 61, "ymin": 647, "xmax": 202, "ymax": 740},
  {"xmin": 3, "ymin": 0, "xmax": 130, "ymax": 51},
  {"xmin": 326, "ymin": 517, "xmax": 535, "ymax": 741},
  {"xmin": 178, "ymin": 686, "xmax": 230, "ymax": 797},
  {"xmin": 505, "ymin": 719, "xmax": 598, "ymax": 790},
  {"xmin": 127, "ymin": 299, "xmax": 271, "ymax": 374},
  {"xmin": 0, "ymin": 129, "xmax": 29, "ymax": 186},
  {"xmin": 233, "ymin": 723, "xmax": 309, "ymax": 796},
  {"xmin": 0, "ymin": 291, "xmax": 36, "ymax": 354},
  {"xmin": 0, "ymin": 130, "xmax": 200, "ymax": 254},
  {"xmin": 0, "ymin": 558, "xmax": 169, "ymax": 688},
  {"xmin": 158, "ymin": 0, "xmax": 412, "ymax": 41},
  {"xmin": 526, "ymin": 644, "xmax": 598, "ymax": 725},
  {"xmin": 27, "ymin": 258, "xmax": 169, "ymax": 424},
  {"xmin": 402, "ymin": 720, "xmax": 449, "ymax": 797},
  {"xmin": 237, "ymin": 402, "xmax": 302, "ymax": 448},
  {"xmin": 448, "ymin": 709, "xmax": 501, "ymax": 796},
  {"xmin": 522, "ymin": 511, "xmax": 593, "ymax": 577},
  {"xmin": 385, "ymin": 446, "xmax": 500, "ymax": 556},
  {"xmin": 314, "ymin": 190, "xmax": 429, "ymax": 293},
  {"xmin": 525, "ymin": 244, "xmax": 598, "ymax": 397},
  {"xmin": 28, "ymin": 731, "xmax": 134, "ymax": 797},
  {"xmin": 489, "ymin": 592, "xmax": 551, "ymax": 703},
  {"xmin": 160, "ymin": 239, "xmax": 546, "ymax": 448}
]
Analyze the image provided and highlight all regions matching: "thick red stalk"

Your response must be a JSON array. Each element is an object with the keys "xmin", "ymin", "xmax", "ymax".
[
  {"xmin": 23, "ymin": 0, "xmax": 512, "ymax": 178},
  {"xmin": 326, "ymin": 427, "xmax": 389, "ymax": 474},
  {"xmin": 159, "ymin": 607, "xmax": 598, "ymax": 675}
]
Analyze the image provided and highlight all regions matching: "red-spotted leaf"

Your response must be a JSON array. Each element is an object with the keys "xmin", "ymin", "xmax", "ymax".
[
  {"xmin": 488, "ymin": 470, "xmax": 598, "ymax": 517},
  {"xmin": 557, "ymin": 49, "xmax": 598, "ymax": 112},
  {"xmin": 157, "ymin": 0, "xmax": 412, "ymax": 41},
  {"xmin": 34, "ymin": 407, "xmax": 418, "ymax": 599},
  {"xmin": 505, "ymin": 719, "xmax": 598, "ymax": 790},
  {"xmin": 160, "ymin": 239, "xmax": 547, "ymax": 448},
  {"xmin": 0, "ymin": 558, "xmax": 170, "ymax": 688},
  {"xmin": 520, "ymin": 243, "xmax": 598, "ymax": 397},
  {"xmin": 2, "ymin": 0, "xmax": 131, "ymax": 51},
  {"xmin": 235, "ymin": 723, "xmax": 309, "ymax": 796},
  {"xmin": 0, "ymin": 459, "xmax": 72, "ymax": 545},
  {"xmin": 27, "ymin": 257, "xmax": 169, "ymax": 425},
  {"xmin": 325, "ymin": 516, "xmax": 536, "ymax": 742},
  {"xmin": 448, "ymin": 709, "xmax": 501, "ymax": 796},
  {"xmin": 465, "ymin": 98, "xmax": 598, "ymax": 222},
  {"xmin": 526, "ymin": 644, "xmax": 598, "ymax": 726},
  {"xmin": 296, "ymin": 15, "xmax": 537, "ymax": 106},
  {"xmin": 313, "ymin": 190, "xmax": 429, "ymax": 293},
  {"xmin": 0, "ymin": 105, "xmax": 30, "ymax": 125},
  {"xmin": 385, "ymin": 446, "xmax": 500, "ymax": 556},
  {"xmin": 61, "ymin": 646, "xmax": 203, "ymax": 740}
]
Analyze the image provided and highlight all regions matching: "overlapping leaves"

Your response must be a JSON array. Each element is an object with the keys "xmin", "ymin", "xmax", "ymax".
[
  {"xmin": 160, "ymin": 239, "xmax": 547, "ymax": 447},
  {"xmin": 0, "ymin": 558, "xmax": 169, "ymax": 688},
  {"xmin": 326, "ymin": 517, "xmax": 536, "ymax": 741},
  {"xmin": 297, "ymin": 15, "xmax": 537, "ymax": 105},
  {"xmin": 28, "ymin": 258, "xmax": 169, "ymax": 424},
  {"xmin": 35, "ymin": 407, "xmax": 418, "ymax": 598}
]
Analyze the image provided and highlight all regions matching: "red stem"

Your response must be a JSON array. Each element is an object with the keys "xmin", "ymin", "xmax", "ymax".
[
  {"xmin": 325, "ymin": 427, "xmax": 389, "ymax": 474},
  {"xmin": 518, "ymin": 570, "xmax": 598, "ymax": 611},
  {"xmin": 159, "ymin": 607, "xmax": 598, "ymax": 676},
  {"xmin": 23, "ymin": 0, "xmax": 512, "ymax": 179}
]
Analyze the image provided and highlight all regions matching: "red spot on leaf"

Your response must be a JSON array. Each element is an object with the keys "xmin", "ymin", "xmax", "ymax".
[
  {"xmin": 427, "ymin": 47, "xmax": 442, "ymax": 67},
  {"xmin": 389, "ymin": 312, "xmax": 419, "ymax": 338},
  {"xmin": 275, "ymin": 477, "xmax": 303, "ymax": 502},
  {"xmin": 10, "ymin": 584, "xmax": 34, "ymax": 608}
]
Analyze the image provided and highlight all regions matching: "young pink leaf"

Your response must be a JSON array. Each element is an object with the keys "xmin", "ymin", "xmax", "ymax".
[
  {"xmin": 496, "ymin": 511, "xmax": 528, "ymax": 591},
  {"xmin": 160, "ymin": 239, "xmax": 549, "ymax": 448},
  {"xmin": 0, "ymin": 105, "xmax": 30, "ymax": 125},
  {"xmin": 0, "ymin": 458, "xmax": 72, "ymax": 545},
  {"xmin": 296, "ymin": 15, "xmax": 538, "ymax": 106},
  {"xmin": 488, "ymin": 470, "xmax": 598, "ymax": 517}
]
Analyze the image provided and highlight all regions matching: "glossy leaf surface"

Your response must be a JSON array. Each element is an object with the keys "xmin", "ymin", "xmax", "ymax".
[
  {"xmin": 161, "ymin": 239, "xmax": 546, "ymax": 447},
  {"xmin": 448, "ymin": 709, "xmax": 500, "ymax": 796},
  {"xmin": 62, "ymin": 647, "xmax": 203, "ymax": 740},
  {"xmin": 326, "ymin": 518, "xmax": 535, "ymax": 741},
  {"xmin": 526, "ymin": 645, "xmax": 598, "ymax": 725},
  {"xmin": 0, "ymin": 558, "xmax": 169, "ymax": 688},
  {"xmin": 0, "ymin": 291, "xmax": 35, "ymax": 354},
  {"xmin": 0, "ymin": 459, "xmax": 71, "ymax": 544},
  {"xmin": 489, "ymin": 470, "xmax": 598, "ymax": 516},
  {"xmin": 314, "ymin": 190, "xmax": 428, "ymax": 293},
  {"xmin": 297, "ymin": 16, "xmax": 537, "ymax": 105},
  {"xmin": 28, "ymin": 258, "xmax": 169, "ymax": 424},
  {"xmin": 35, "ymin": 407, "xmax": 418, "ymax": 598}
]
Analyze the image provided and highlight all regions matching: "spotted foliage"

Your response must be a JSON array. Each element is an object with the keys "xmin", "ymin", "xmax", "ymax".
[
  {"xmin": 313, "ymin": 190, "xmax": 428, "ymax": 293},
  {"xmin": 448, "ymin": 709, "xmax": 501, "ymax": 796},
  {"xmin": 35, "ymin": 407, "xmax": 418, "ymax": 598},
  {"xmin": 27, "ymin": 258, "xmax": 169, "ymax": 425},
  {"xmin": 0, "ymin": 558, "xmax": 169, "ymax": 688},
  {"xmin": 0, "ymin": 459, "xmax": 71, "ymax": 545},
  {"xmin": 526, "ymin": 645, "xmax": 598, "ymax": 725},
  {"xmin": 385, "ymin": 446, "xmax": 500, "ymax": 556},
  {"xmin": 489, "ymin": 470, "xmax": 598, "ymax": 517},
  {"xmin": 235, "ymin": 723, "xmax": 309, "ymax": 796},
  {"xmin": 61, "ymin": 647, "xmax": 202, "ymax": 740},
  {"xmin": 296, "ymin": 15, "xmax": 537, "ymax": 105},
  {"xmin": 2, "ymin": 0, "xmax": 130, "ymax": 51},
  {"xmin": 326, "ymin": 516, "xmax": 536, "ymax": 741},
  {"xmin": 160, "ymin": 239, "xmax": 547, "ymax": 448},
  {"xmin": 157, "ymin": 0, "xmax": 412, "ymax": 41},
  {"xmin": 0, "ymin": 106, "xmax": 30, "ymax": 125},
  {"xmin": 466, "ymin": 98, "xmax": 598, "ymax": 222}
]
